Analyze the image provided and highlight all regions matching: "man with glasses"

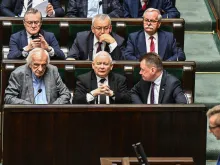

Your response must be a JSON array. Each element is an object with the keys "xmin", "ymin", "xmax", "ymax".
[
  {"xmin": 7, "ymin": 8, "xmax": 65, "ymax": 59},
  {"xmin": 207, "ymin": 105, "xmax": 220, "ymax": 165},
  {"xmin": 1, "ymin": 0, "xmax": 64, "ymax": 17},
  {"xmin": 124, "ymin": 8, "xmax": 185, "ymax": 61},
  {"xmin": 66, "ymin": 14, "xmax": 125, "ymax": 60},
  {"xmin": 5, "ymin": 48, "xmax": 71, "ymax": 104},
  {"xmin": 123, "ymin": 0, "xmax": 180, "ymax": 18}
]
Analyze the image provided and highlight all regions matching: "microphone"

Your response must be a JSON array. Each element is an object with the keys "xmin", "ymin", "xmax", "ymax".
[
  {"xmin": 176, "ymin": 42, "xmax": 181, "ymax": 61},
  {"xmin": 34, "ymin": 89, "xmax": 42, "ymax": 104},
  {"xmin": 98, "ymin": 0, "xmax": 102, "ymax": 14},
  {"xmin": 132, "ymin": 142, "xmax": 149, "ymax": 165}
]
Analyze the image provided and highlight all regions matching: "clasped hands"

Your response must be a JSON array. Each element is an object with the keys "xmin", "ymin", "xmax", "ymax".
[
  {"xmin": 26, "ymin": 34, "xmax": 50, "ymax": 52},
  {"xmin": 92, "ymin": 84, "xmax": 114, "ymax": 97}
]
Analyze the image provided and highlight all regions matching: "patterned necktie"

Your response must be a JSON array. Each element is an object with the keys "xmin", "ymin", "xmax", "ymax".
[
  {"xmin": 99, "ymin": 78, "xmax": 106, "ymax": 104},
  {"xmin": 150, "ymin": 36, "xmax": 155, "ymax": 52},
  {"xmin": 150, "ymin": 82, "xmax": 155, "ymax": 104},
  {"xmin": 142, "ymin": 0, "xmax": 148, "ymax": 11},
  {"xmin": 96, "ymin": 42, "xmax": 102, "ymax": 53},
  {"xmin": 27, "ymin": 0, "xmax": 33, "ymax": 10}
]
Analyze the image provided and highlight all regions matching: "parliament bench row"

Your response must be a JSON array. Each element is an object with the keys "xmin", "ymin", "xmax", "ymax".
[
  {"xmin": 0, "ymin": 17, "xmax": 185, "ymax": 59},
  {"xmin": 1, "ymin": 60, "xmax": 196, "ymax": 104}
]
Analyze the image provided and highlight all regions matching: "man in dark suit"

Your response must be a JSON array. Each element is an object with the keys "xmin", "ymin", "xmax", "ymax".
[
  {"xmin": 72, "ymin": 51, "xmax": 131, "ymax": 104},
  {"xmin": 5, "ymin": 48, "xmax": 71, "ymax": 104},
  {"xmin": 1, "ymin": 0, "xmax": 64, "ymax": 17},
  {"xmin": 67, "ymin": 14, "xmax": 125, "ymax": 60},
  {"xmin": 124, "ymin": 8, "xmax": 185, "ymax": 61},
  {"xmin": 131, "ymin": 52, "xmax": 187, "ymax": 104},
  {"xmin": 123, "ymin": 0, "xmax": 180, "ymax": 18},
  {"xmin": 66, "ymin": 0, "xmax": 123, "ymax": 18},
  {"xmin": 8, "ymin": 8, "xmax": 65, "ymax": 59}
]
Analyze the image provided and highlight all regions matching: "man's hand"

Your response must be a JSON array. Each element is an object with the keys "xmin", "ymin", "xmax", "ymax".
[
  {"xmin": 26, "ymin": 38, "xmax": 41, "ymax": 51},
  {"xmin": 39, "ymin": 34, "xmax": 50, "ymax": 51},
  {"xmin": 92, "ymin": 84, "xmax": 114, "ymax": 97},
  {"xmin": 46, "ymin": 3, "xmax": 54, "ymax": 17},
  {"xmin": 99, "ymin": 34, "xmax": 116, "ymax": 44}
]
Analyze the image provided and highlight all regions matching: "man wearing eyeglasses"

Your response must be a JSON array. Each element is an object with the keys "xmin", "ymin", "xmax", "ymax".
[
  {"xmin": 66, "ymin": 14, "xmax": 125, "ymax": 60},
  {"xmin": 207, "ymin": 105, "xmax": 220, "ymax": 165},
  {"xmin": 124, "ymin": 8, "xmax": 185, "ymax": 61},
  {"xmin": 7, "ymin": 8, "xmax": 65, "ymax": 59},
  {"xmin": 123, "ymin": 0, "xmax": 180, "ymax": 18},
  {"xmin": 0, "ymin": 0, "xmax": 64, "ymax": 17},
  {"xmin": 5, "ymin": 48, "xmax": 71, "ymax": 104}
]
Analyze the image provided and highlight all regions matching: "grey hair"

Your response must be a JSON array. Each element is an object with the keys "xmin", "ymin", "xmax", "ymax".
[
  {"xmin": 92, "ymin": 14, "xmax": 111, "ymax": 27},
  {"xmin": 143, "ymin": 8, "xmax": 162, "ymax": 22},
  {"xmin": 26, "ymin": 48, "xmax": 50, "ymax": 66},
  {"xmin": 93, "ymin": 51, "xmax": 113, "ymax": 63},
  {"xmin": 24, "ymin": 8, "xmax": 42, "ymax": 21}
]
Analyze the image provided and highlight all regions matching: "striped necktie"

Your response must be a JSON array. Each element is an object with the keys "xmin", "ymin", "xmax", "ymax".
[{"xmin": 27, "ymin": 0, "xmax": 33, "ymax": 10}]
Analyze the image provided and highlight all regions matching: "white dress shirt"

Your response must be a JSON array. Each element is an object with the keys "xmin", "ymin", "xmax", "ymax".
[
  {"xmin": 87, "ymin": 0, "xmax": 103, "ymax": 18},
  {"xmin": 92, "ymin": 36, "xmax": 117, "ymax": 60},
  {"xmin": 86, "ymin": 76, "xmax": 113, "ymax": 104},
  {"xmin": 147, "ymin": 72, "xmax": 163, "ymax": 104},
  {"xmin": 144, "ymin": 32, "xmax": 159, "ymax": 54}
]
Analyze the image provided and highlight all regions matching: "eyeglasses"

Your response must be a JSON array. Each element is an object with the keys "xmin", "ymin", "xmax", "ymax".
[
  {"xmin": 93, "ymin": 26, "xmax": 110, "ymax": 32},
  {"xmin": 24, "ymin": 20, "xmax": 41, "ymax": 26},
  {"xmin": 143, "ymin": 19, "xmax": 159, "ymax": 24},
  {"xmin": 209, "ymin": 125, "xmax": 220, "ymax": 130},
  {"xmin": 32, "ymin": 63, "xmax": 47, "ymax": 69}
]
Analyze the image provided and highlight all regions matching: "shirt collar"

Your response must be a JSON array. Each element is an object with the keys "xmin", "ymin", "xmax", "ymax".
[
  {"xmin": 153, "ymin": 71, "xmax": 163, "ymax": 86},
  {"xmin": 145, "ymin": 32, "xmax": 158, "ymax": 41},
  {"xmin": 96, "ymin": 75, "xmax": 109, "ymax": 83}
]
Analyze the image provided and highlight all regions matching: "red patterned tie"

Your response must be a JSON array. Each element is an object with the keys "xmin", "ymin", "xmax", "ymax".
[
  {"xmin": 96, "ymin": 42, "xmax": 102, "ymax": 53},
  {"xmin": 142, "ymin": 1, "xmax": 147, "ymax": 11},
  {"xmin": 150, "ymin": 36, "xmax": 155, "ymax": 52}
]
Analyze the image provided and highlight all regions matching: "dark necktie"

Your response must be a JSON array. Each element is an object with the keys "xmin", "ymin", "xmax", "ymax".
[
  {"xmin": 150, "ymin": 36, "xmax": 155, "ymax": 52},
  {"xmin": 99, "ymin": 78, "xmax": 106, "ymax": 104},
  {"xmin": 150, "ymin": 82, "xmax": 155, "ymax": 104},
  {"xmin": 96, "ymin": 42, "xmax": 102, "ymax": 53},
  {"xmin": 27, "ymin": 0, "xmax": 33, "ymax": 10}
]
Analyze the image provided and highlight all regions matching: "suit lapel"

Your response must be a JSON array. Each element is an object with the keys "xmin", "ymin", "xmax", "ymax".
[
  {"xmin": 25, "ymin": 65, "xmax": 34, "ymax": 103},
  {"xmin": 91, "ymin": 71, "xmax": 98, "ymax": 104},
  {"xmin": 43, "ymin": 68, "xmax": 51, "ymax": 103},
  {"xmin": 158, "ymin": 71, "xmax": 166, "ymax": 103},
  {"xmin": 88, "ymin": 32, "xmax": 94, "ymax": 60},
  {"xmin": 143, "ymin": 81, "xmax": 151, "ymax": 103},
  {"xmin": 158, "ymin": 30, "xmax": 167, "ymax": 60},
  {"xmin": 137, "ymin": 31, "xmax": 147, "ymax": 57},
  {"xmin": 21, "ymin": 30, "xmax": 28, "ymax": 48}
]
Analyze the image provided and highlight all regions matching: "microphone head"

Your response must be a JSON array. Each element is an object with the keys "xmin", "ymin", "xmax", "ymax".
[{"xmin": 38, "ymin": 89, "xmax": 42, "ymax": 93}]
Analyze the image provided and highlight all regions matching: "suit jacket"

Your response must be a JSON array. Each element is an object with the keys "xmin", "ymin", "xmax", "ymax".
[
  {"xmin": 66, "ymin": 0, "xmax": 123, "ymax": 18},
  {"xmin": 131, "ymin": 70, "xmax": 187, "ymax": 104},
  {"xmin": 67, "ymin": 31, "xmax": 125, "ymax": 60},
  {"xmin": 72, "ymin": 71, "xmax": 131, "ymax": 104},
  {"xmin": 0, "ymin": 0, "xmax": 64, "ymax": 17},
  {"xmin": 8, "ymin": 29, "xmax": 65, "ymax": 60},
  {"xmin": 4, "ymin": 64, "xmax": 71, "ymax": 104},
  {"xmin": 124, "ymin": 29, "xmax": 185, "ymax": 61},
  {"xmin": 123, "ymin": 0, "xmax": 180, "ymax": 18}
]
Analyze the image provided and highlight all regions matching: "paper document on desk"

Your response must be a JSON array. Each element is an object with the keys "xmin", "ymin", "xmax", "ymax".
[{"xmin": 33, "ymin": 0, "xmax": 48, "ymax": 17}]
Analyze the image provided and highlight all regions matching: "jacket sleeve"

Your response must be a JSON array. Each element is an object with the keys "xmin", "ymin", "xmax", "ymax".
[
  {"xmin": 131, "ymin": 81, "xmax": 144, "ymax": 104},
  {"xmin": 107, "ymin": 0, "xmax": 124, "ymax": 18}
]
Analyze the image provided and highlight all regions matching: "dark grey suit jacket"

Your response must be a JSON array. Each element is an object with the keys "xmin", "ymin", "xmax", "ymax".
[
  {"xmin": 131, "ymin": 70, "xmax": 187, "ymax": 104},
  {"xmin": 72, "ymin": 71, "xmax": 131, "ymax": 104},
  {"xmin": 4, "ymin": 64, "xmax": 71, "ymax": 104},
  {"xmin": 67, "ymin": 31, "xmax": 125, "ymax": 60},
  {"xmin": 66, "ymin": 0, "xmax": 123, "ymax": 17}
]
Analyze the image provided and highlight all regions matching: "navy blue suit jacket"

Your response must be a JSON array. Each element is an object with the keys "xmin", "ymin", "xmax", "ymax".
[
  {"xmin": 124, "ymin": 30, "xmax": 185, "ymax": 61},
  {"xmin": 0, "ymin": 0, "xmax": 64, "ymax": 17},
  {"xmin": 131, "ymin": 70, "xmax": 187, "ymax": 104},
  {"xmin": 123, "ymin": 0, "xmax": 180, "ymax": 18},
  {"xmin": 67, "ymin": 31, "xmax": 125, "ymax": 60},
  {"xmin": 66, "ymin": 0, "xmax": 123, "ymax": 18},
  {"xmin": 8, "ymin": 29, "xmax": 65, "ymax": 59}
]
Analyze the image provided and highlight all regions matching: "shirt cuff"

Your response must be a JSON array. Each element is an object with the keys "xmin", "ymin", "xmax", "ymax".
[
  {"xmin": 47, "ymin": 46, "xmax": 55, "ymax": 57},
  {"xmin": 108, "ymin": 41, "xmax": 117, "ymax": 53},
  {"xmin": 86, "ymin": 93, "xmax": 95, "ymax": 103}
]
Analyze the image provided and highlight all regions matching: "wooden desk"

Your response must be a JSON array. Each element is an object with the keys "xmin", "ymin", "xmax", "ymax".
[{"xmin": 3, "ymin": 104, "xmax": 206, "ymax": 165}]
